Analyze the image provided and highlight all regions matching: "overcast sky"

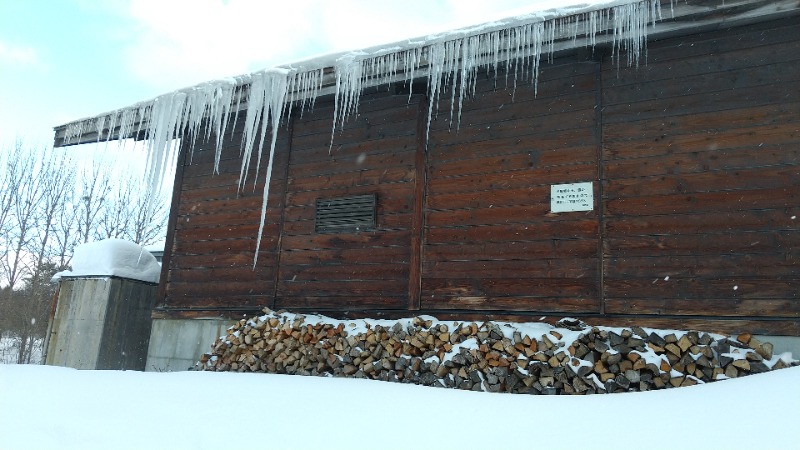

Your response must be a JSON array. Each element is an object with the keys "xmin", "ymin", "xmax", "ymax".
[{"xmin": 0, "ymin": 0, "xmax": 573, "ymax": 148}]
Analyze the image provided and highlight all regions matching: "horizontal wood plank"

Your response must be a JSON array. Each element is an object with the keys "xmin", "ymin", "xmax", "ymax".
[
  {"xmin": 423, "ymin": 258, "xmax": 597, "ymax": 279},
  {"xmin": 603, "ymin": 80, "xmax": 800, "ymax": 124},
  {"xmin": 274, "ymin": 296, "xmax": 408, "ymax": 310},
  {"xmin": 426, "ymin": 220, "xmax": 598, "ymax": 245},
  {"xmin": 279, "ymin": 246, "xmax": 410, "ymax": 265},
  {"xmin": 604, "ymin": 231, "xmax": 800, "ymax": 257},
  {"xmin": 429, "ymin": 127, "xmax": 596, "ymax": 164},
  {"xmin": 278, "ymin": 262, "xmax": 409, "ymax": 282},
  {"xmin": 604, "ymin": 209, "xmax": 798, "ymax": 236},
  {"xmin": 421, "ymin": 295, "xmax": 600, "ymax": 313},
  {"xmin": 604, "ymin": 164, "xmax": 800, "ymax": 200},
  {"xmin": 422, "ymin": 277, "xmax": 597, "ymax": 298},
  {"xmin": 605, "ymin": 185, "xmax": 800, "ymax": 217},
  {"xmin": 602, "ymin": 102, "xmax": 800, "ymax": 153},
  {"xmin": 605, "ymin": 278, "xmax": 800, "ymax": 300},
  {"xmin": 287, "ymin": 166, "xmax": 414, "ymax": 192},
  {"xmin": 604, "ymin": 298, "xmax": 800, "ymax": 318},
  {"xmin": 604, "ymin": 146, "xmax": 800, "ymax": 183},
  {"xmin": 280, "ymin": 229, "xmax": 411, "ymax": 251},
  {"xmin": 167, "ymin": 280, "xmax": 273, "ymax": 297},
  {"xmin": 605, "ymin": 253, "xmax": 799, "ymax": 278},
  {"xmin": 167, "ymin": 266, "xmax": 272, "ymax": 283},
  {"xmin": 424, "ymin": 238, "xmax": 597, "ymax": 261},
  {"xmin": 161, "ymin": 295, "xmax": 267, "ymax": 309},
  {"xmin": 425, "ymin": 202, "xmax": 597, "ymax": 228},
  {"xmin": 603, "ymin": 58, "xmax": 800, "ymax": 107},
  {"xmin": 277, "ymin": 279, "xmax": 408, "ymax": 296}
]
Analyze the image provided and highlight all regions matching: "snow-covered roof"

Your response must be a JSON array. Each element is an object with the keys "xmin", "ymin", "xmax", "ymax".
[
  {"xmin": 52, "ymin": 238, "xmax": 161, "ymax": 284},
  {"xmin": 55, "ymin": 1, "xmax": 662, "ymax": 146},
  {"xmin": 50, "ymin": 0, "xmax": 800, "ymax": 266},
  {"xmin": 52, "ymin": 0, "xmax": 798, "ymax": 149}
]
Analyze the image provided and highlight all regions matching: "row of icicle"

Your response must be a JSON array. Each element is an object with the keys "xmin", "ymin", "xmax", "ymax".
[{"xmin": 62, "ymin": 0, "xmax": 667, "ymax": 267}]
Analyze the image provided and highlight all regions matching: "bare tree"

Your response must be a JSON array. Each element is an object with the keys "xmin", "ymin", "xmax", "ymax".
[
  {"xmin": 0, "ymin": 147, "xmax": 14, "ymax": 241},
  {"xmin": 15, "ymin": 151, "xmax": 76, "ymax": 363},
  {"xmin": 0, "ymin": 146, "xmax": 17, "ymax": 281},
  {"xmin": 51, "ymin": 188, "xmax": 79, "ymax": 271},
  {"xmin": 94, "ymin": 168, "xmax": 169, "ymax": 246},
  {"xmin": 0, "ymin": 141, "xmax": 172, "ymax": 364},
  {"xmin": 96, "ymin": 179, "xmax": 133, "ymax": 241},
  {"xmin": 1, "ymin": 144, "xmax": 45, "ymax": 292},
  {"xmin": 31, "ymin": 150, "xmax": 75, "ymax": 270},
  {"xmin": 0, "ymin": 144, "xmax": 47, "ymax": 364},
  {"xmin": 127, "ymin": 185, "xmax": 169, "ymax": 246},
  {"xmin": 77, "ymin": 160, "xmax": 112, "ymax": 244}
]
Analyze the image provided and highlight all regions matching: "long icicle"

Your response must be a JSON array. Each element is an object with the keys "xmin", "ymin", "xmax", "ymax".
[
  {"xmin": 253, "ymin": 70, "xmax": 289, "ymax": 268},
  {"xmin": 59, "ymin": 0, "xmax": 671, "ymax": 269}
]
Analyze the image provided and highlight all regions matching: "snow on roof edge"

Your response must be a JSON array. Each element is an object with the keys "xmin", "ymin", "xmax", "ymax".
[
  {"xmin": 54, "ymin": 0, "xmax": 672, "ymax": 269},
  {"xmin": 52, "ymin": 238, "xmax": 161, "ymax": 284},
  {"xmin": 52, "ymin": 0, "xmax": 646, "ymax": 134}
]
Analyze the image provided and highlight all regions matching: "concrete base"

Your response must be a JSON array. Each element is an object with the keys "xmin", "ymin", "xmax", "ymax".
[
  {"xmin": 145, "ymin": 318, "xmax": 236, "ymax": 372},
  {"xmin": 46, "ymin": 277, "xmax": 154, "ymax": 370},
  {"xmin": 143, "ymin": 319, "xmax": 800, "ymax": 372},
  {"xmin": 755, "ymin": 335, "xmax": 800, "ymax": 359}
]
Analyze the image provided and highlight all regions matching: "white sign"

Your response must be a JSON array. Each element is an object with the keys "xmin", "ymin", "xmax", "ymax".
[{"xmin": 551, "ymin": 182, "xmax": 593, "ymax": 213}]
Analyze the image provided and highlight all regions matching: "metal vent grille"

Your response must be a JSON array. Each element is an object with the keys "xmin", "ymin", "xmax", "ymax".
[{"xmin": 315, "ymin": 194, "xmax": 376, "ymax": 234}]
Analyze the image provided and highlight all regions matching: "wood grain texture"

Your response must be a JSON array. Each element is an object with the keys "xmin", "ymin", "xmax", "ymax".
[
  {"xmin": 272, "ymin": 91, "xmax": 419, "ymax": 308},
  {"xmin": 601, "ymin": 18, "xmax": 800, "ymax": 323},
  {"xmin": 156, "ymin": 19, "xmax": 800, "ymax": 334}
]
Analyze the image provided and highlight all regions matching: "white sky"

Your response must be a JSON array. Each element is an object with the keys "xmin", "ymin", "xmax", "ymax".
[{"xmin": 0, "ymin": 0, "xmax": 569, "ymax": 148}]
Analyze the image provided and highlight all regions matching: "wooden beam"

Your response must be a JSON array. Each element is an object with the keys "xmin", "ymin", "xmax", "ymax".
[
  {"xmin": 271, "ymin": 113, "xmax": 295, "ymax": 310},
  {"xmin": 155, "ymin": 138, "xmax": 190, "ymax": 309},
  {"xmin": 594, "ymin": 58, "xmax": 606, "ymax": 315},
  {"xmin": 408, "ymin": 95, "xmax": 428, "ymax": 311},
  {"xmin": 150, "ymin": 306, "xmax": 800, "ymax": 336}
]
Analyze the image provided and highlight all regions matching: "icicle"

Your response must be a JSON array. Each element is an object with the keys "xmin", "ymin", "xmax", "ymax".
[
  {"xmin": 424, "ymin": 42, "xmax": 445, "ymax": 142},
  {"xmin": 57, "ymin": 0, "xmax": 673, "ymax": 270},
  {"xmin": 239, "ymin": 74, "xmax": 266, "ymax": 190},
  {"xmin": 330, "ymin": 54, "xmax": 365, "ymax": 150},
  {"xmin": 403, "ymin": 47, "xmax": 423, "ymax": 101},
  {"xmin": 285, "ymin": 69, "xmax": 323, "ymax": 120},
  {"xmin": 611, "ymin": 0, "xmax": 661, "ymax": 68},
  {"xmin": 251, "ymin": 69, "xmax": 289, "ymax": 268}
]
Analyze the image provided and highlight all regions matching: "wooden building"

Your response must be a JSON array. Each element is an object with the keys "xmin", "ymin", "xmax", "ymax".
[{"xmin": 54, "ymin": 0, "xmax": 800, "ymax": 360}]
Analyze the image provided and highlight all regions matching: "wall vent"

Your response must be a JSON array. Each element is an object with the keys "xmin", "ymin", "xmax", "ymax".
[{"xmin": 315, "ymin": 194, "xmax": 376, "ymax": 234}]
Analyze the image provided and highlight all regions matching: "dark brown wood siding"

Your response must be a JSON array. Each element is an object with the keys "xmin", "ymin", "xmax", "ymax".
[
  {"xmin": 157, "ymin": 18, "xmax": 800, "ymax": 335},
  {"xmin": 273, "ymin": 91, "xmax": 420, "ymax": 310},
  {"xmin": 601, "ymin": 18, "xmax": 800, "ymax": 328},
  {"xmin": 161, "ymin": 119, "xmax": 289, "ymax": 311},
  {"xmin": 422, "ymin": 61, "xmax": 601, "ymax": 314}
]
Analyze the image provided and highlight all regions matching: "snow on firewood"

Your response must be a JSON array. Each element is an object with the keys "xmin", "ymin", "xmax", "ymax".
[{"xmin": 199, "ymin": 309, "xmax": 797, "ymax": 394}]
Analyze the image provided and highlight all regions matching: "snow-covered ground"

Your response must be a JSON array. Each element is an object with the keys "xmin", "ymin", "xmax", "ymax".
[
  {"xmin": 0, "ymin": 363, "xmax": 797, "ymax": 450},
  {"xmin": 0, "ymin": 333, "xmax": 16, "ymax": 364},
  {"xmin": 0, "ymin": 333, "xmax": 43, "ymax": 365}
]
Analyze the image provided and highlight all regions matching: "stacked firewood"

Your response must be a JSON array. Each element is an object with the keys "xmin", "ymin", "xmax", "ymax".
[{"xmin": 199, "ymin": 310, "xmax": 796, "ymax": 394}]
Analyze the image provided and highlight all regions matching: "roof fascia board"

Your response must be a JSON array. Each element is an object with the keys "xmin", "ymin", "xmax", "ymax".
[{"xmin": 52, "ymin": 0, "xmax": 799, "ymax": 148}]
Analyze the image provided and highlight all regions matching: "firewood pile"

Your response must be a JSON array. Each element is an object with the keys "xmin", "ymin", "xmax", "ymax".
[{"xmin": 198, "ymin": 309, "xmax": 796, "ymax": 394}]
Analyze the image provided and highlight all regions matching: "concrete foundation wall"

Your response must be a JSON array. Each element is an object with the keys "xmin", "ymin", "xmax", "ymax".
[
  {"xmin": 143, "ymin": 318, "xmax": 800, "ymax": 374},
  {"xmin": 146, "ymin": 318, "xmax": 235, "ymax": 372},
  {"xmin": 46, "ymin": 277, "xmax": 155, "ymax": 370},
  {"xmin": 755, "ymin": 335, "xmax": 800, "ymax": 359}
]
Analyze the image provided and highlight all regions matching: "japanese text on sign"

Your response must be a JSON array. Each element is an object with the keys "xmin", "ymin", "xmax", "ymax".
[{"xmin": 550, "ymin": 182, "xmax": 593, "ymax": 213}]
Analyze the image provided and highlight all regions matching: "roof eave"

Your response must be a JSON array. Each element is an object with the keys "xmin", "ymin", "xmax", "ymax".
[{"xmin": 52, "ymin": 0, "xmax": 800, "ymax": 148}]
